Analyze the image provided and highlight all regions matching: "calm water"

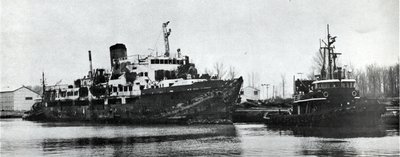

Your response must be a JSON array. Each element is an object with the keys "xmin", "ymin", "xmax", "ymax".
[{"xmin": 1, "ymin": 119, "xmax": 399, "ymax": 156}]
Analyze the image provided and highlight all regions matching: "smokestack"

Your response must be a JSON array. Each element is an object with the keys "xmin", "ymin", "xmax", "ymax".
[
  {"xmin": 109, "ymin": 43, "xmax": 127, "ymax": 67},
  {"xmin": 89, "ymin": 50, "xmax": 93, "ymax": 78}
]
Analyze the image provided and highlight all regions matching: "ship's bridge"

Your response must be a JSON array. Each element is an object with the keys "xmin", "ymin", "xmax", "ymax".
[
  {"xmin": 312, "ymin": 79, "xmax": 356, "ymax": 89},
  {"xmin": 119, "ymin": 55, "xmax": 189, "ymax": 70}
]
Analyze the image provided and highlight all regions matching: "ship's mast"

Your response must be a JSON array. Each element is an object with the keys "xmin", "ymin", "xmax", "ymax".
[
  {"xmin": 163, "ymin": 21, "xmax": 171, "ymax": 57},
  {"xmin": 41, "ymin": 72, "xmax": 46, "ymax": 99}
]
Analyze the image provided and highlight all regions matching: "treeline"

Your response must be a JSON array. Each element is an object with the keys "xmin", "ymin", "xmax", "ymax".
[{"xmin": 353, "ymin": 63, "xmax": 399, "ymax": 98}]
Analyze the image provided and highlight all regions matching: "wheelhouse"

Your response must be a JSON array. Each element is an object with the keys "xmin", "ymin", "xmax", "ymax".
[{"xmin": 312, "ymin": 79, "xmax": 356, "ymax": 90}]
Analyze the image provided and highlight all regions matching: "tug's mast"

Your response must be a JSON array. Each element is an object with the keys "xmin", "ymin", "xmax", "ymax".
[{"xmin": 321, "ymin": 24, "xmax": 341, "ymax": 80}]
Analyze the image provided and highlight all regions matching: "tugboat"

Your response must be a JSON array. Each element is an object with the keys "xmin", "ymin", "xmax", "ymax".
[
  {"xmin": 264, "ymin": 25, "xmax": 385, "ymax": 127},
  {"xmin": 24, "ymin": 22, "xmax": 243, "ymax": 124}
]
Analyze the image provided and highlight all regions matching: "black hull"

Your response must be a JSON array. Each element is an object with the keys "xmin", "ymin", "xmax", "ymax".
[
  {"xmin": 382, "ymin": 115, "xmax": 400, "ymax": 126},
  {"xmin": 267, "ymin": 125, "xmax": 387, "ymax": 138},
  {"xmin": 265, "ymin": 102, "xmax": 385, "ymax": 127},
  {"xmin": 25, "ymin": 78, "xmax": 243, "ymax": 124}
]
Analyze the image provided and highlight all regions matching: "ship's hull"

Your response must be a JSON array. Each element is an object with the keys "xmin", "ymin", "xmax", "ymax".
[
  {"xmin": 24, "ymin": 78, "xmax": 243, "ymax": 124},
  {"xmin": 264, "ymin": 99, "xmax": 385, "ymax": 127}
]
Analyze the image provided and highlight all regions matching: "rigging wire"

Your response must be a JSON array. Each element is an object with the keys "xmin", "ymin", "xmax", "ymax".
[{"xmin": 153, "ymin": 30, "xmax": 163, "ymax": 56}]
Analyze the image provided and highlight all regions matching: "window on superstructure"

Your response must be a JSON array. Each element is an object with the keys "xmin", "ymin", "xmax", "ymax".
[
  {"xmin": 155, "ymin": 59, "xmax": 159, "ymax": 64},
  {"xmin": 139, "ymin": 72, "xmax": 143, "ymax": 76},
  {"xmin": 113, "ymin": 87, "xmax": 117, "ymax": 92},
  {"xmin": 254, "ymin": 91, "xmax": 258, "ymax": 95},
  {"xmin": 124, "ymin": 86, "xmax": 128, "ymax": 92},
  {"xmin": 74, "ymin": 91, "xmax": 78, "ymax": 96},
  {"xmin": 160, "ymin": 60, "xmax": 164, "ymax": 64},
  {"xmin": 173, "ymin": 59, "xmax": 177, "ymax": 64},
  {"xmin": 151, "ymin": 60, "xmax": 155, "ymax": 64},
  {"xmin": 118, "ymin": 86, "xmax": 123, "ymax": 92},
  {"xmin": 25, "ymin": 97, "xmax": 33, "ymax": 100},
  {"xmin": 128, "ymin": 86, "xmax": 133, "ymax": 91},
  {"xmin": 144, "ymin": 72, "xmax": 148, "ymax": 77},
  {"xmin": 169, "ymin": 59, "xmax": 172, "ymax": 64}
]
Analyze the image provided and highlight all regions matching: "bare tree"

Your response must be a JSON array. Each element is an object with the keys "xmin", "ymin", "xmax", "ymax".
[
  {"xmin": 306, "ymin": 67, "xmax": 316, "ymax": 80},
  {"xmin": 312, "ymin": 50, "xmax": 325, "ymax": 76},
  {"xmin": 204, "ymin": 68, "xmax": 214, "ymax": 76},
  {"xmin": 227, "ymin": 66, "xmax": 238, "ymax": 80},
  {"xmin": 388, "ymin": 64, "xmax": 400, "ymax": 97},
  {"xmin": 366, "ymin": 64, "xmax": 382, "ymax": 98},
  {"xmin": 213, "ymin": 62, "xmax": 227, "ymax": 79},
  {"xmin": 354, "ymin": 69, "xmax": 367, "ymax": 96},
  {"xmin": 247, "ymin": 72, "xmax": 259, "ymax": 87},
  {"xmin": 354, "ymin": 63, "xmax": 399, "ymax": 98}
]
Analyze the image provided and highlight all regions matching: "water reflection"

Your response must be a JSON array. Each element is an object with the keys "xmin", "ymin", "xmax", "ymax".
[
  {"xmin": 1, "ymin": 119, "xmax": 399, "ymax": 156},
  {"xmin": 266, "ymin": 125, "xmax": 394, "ymax": 138},
  {"xmin": 299, "ymin": 139, "xmax": 358, "ymax": 156},
  {"xmin": 235, "ymin": 124, "xmax": 399, "ymax": 156},
  {"xmin": 37, "ymin": 124, "xmax": 242, "ymax": 156}
]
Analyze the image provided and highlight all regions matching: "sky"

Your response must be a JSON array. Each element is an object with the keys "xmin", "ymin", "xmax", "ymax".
[{"xmin": 1, "ymin": 0, "xmax": 398, "ymax": 98}]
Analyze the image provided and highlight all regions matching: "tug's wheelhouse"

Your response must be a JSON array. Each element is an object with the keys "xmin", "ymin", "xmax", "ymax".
[{"xmin": 292, "ymin": 79, "xmax": 360, "ymax": 115}]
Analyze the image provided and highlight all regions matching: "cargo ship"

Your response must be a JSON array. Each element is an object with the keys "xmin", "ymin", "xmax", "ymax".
[
  {"xmin": 24, "ymin": 22, "xmax": 243, "ymax": 124},
  {"xmin": 264, "ymin": 25, "xmax": 385, "ymax": 127}
]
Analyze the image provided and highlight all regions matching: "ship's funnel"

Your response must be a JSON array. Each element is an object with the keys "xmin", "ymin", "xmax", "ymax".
[{"xmin": 110, "ymin": 43, "xmax": 127, "ymax": 67}]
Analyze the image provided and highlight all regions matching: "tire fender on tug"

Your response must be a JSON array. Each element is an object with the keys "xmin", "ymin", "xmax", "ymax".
[
  {"xmin": 323, "ymin": 91, "xmax": 329, "ymax": 97},
  {"xmin": 352, "ymin": 91, "xmax": 357, "ymax": 97}
]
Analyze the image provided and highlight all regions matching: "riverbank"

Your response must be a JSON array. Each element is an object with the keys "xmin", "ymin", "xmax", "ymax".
[{"xmin": 0, "ymin": 111, "xmax": 24, "ymax": 118}]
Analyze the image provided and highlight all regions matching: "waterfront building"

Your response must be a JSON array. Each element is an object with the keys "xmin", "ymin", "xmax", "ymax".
[
  {"xmin": 0, "ymin": 86, "xmax": 40, "ymax": 111},
  {"xmin": 241, "ymin": 86, "xmax": 260, "ymax": 101}
]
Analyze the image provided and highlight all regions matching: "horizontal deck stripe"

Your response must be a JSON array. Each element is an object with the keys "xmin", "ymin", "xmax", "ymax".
[{"xmin": 293, "ymin": 97, "xmax": 327, "ymax": 103}]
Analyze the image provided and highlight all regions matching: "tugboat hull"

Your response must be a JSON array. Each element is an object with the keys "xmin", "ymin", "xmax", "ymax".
[{"xmin": 265, "ymin": 100, "xmax": 385, "ymax": 127}]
